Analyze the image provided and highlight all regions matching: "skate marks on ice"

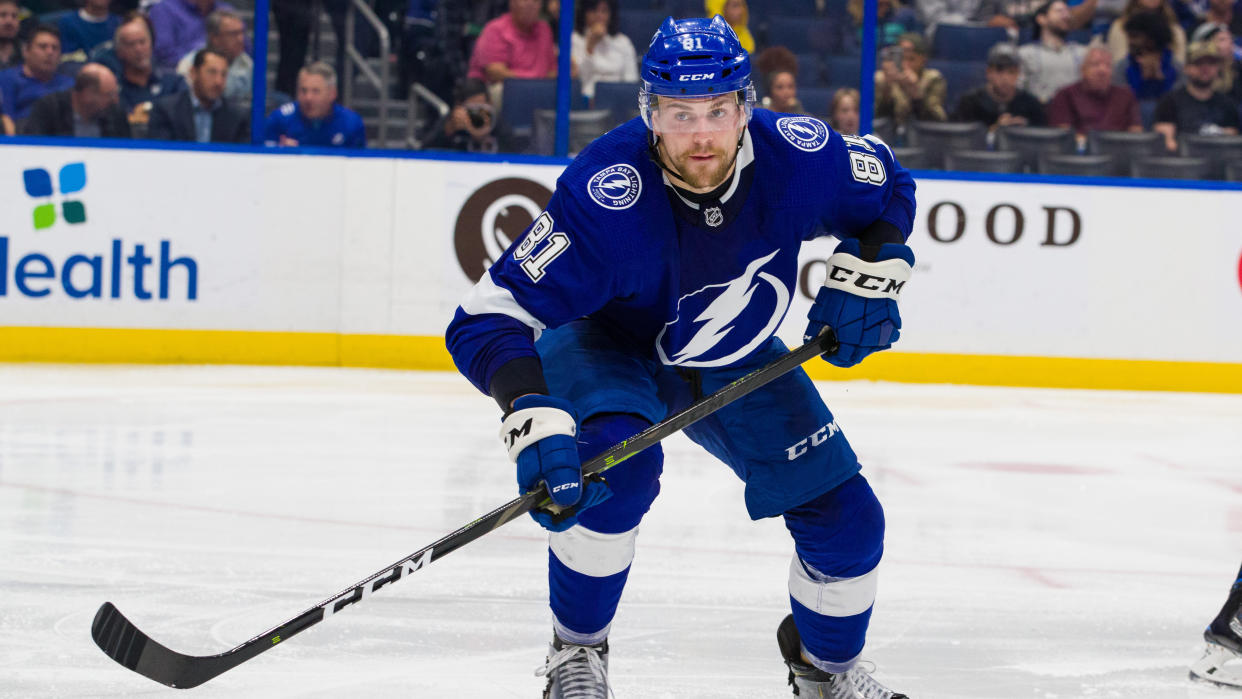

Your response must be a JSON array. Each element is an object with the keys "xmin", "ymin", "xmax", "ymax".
[{"xmin": 0, "ymin": 365, "xmax": 1240, "ymax": 697}]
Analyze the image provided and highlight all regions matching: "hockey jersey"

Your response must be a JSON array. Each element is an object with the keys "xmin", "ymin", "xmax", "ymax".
[{"xmin": 446, "ymin": 109, "xmax": 916, "ymax": 396}]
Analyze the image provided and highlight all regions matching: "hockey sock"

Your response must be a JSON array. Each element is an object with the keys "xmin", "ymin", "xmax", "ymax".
[
  {"xmin": 783, "ymin": 474, "xmax": 885, "ymax": 672},
  {"xmin": 547, "ymin": 414, "xmax": 663, "ymax": 643}
]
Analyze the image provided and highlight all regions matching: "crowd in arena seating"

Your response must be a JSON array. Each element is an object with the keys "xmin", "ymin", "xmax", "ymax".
[
  {"xmin": 4, "ymin": 0, "xmax": 1242, "ymax": 179},
  {"xmin": 0, "ymin": 0, "xmax": 364, "ymax": 148}
]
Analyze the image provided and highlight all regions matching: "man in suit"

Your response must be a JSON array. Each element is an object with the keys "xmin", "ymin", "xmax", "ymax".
[
  {"xmin": 148, "ymin": 47, "xmax": 247, "ymax": 143},
  {"xmin": 21, "ymin": 62, "xmax": 130, "ymax": 137}
]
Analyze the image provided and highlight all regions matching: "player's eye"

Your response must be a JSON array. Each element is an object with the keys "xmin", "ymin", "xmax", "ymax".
[
  {"xmin": 709, "ymin": 108, "xmax": 727, "ymax": 119},
  {"xmin": 673, "ymin": 112, "xmax": 692, "ymax": 121}
]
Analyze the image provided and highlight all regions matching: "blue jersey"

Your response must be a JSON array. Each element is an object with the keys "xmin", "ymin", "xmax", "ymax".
[
  {"xmin": 446, "ymin": 110, "xmax": 916, "ymax": 396},
  {"xmin": 263, "ymin": 102, "xmax": 367, "ymax": 148},
  {"xmin": 0, "ymin": 67, "xmax": 73, "ymax": 120}
]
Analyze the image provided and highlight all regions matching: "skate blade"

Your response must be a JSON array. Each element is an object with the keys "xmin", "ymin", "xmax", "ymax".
[{"xmin": 1189, "ymin": 643, "xmax": 1242, "ymax": 689}]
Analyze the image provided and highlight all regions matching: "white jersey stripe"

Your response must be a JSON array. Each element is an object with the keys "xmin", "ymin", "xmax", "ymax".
[{"xmin": 459, "ymin": 270, "xmax": 546, "ymax": 338}]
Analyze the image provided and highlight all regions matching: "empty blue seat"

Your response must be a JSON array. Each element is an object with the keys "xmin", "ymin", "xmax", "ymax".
[
  {"xmin": 823, "ymin": 55, "xmax": 862, "ymax": 86},
  {"xmin": 930, "ymin": 24, "xmax": 1011, "ymax": 61},
  {"xmin": 501, "ymin": 78, "xmax": 582, "ymax": 146},
  {"xmin": 763, "ymin": 15, "xmax": 834, "ymax": 53},
  {"xmin": 795, "ymin": 86, "xmax": 835, "ymax": 117},
  {"xmin": 619, "ymin": 11, "xmax": 665, "ymax": 56},
  {"xmin": 592, "ymin": 80, "xmax": 641, "ymax": 127},
  {"xmin": 794, "ymin": 52, "xmax": 825, "ymax": 86}
]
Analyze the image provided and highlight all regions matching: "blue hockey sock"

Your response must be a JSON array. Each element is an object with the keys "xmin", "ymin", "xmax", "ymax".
[
  {"xmin": 547, "ymin": 414, "xmax": 663, "ymax": 642},
  {"xmin": 782, "ymin": 474, "xmax": 885, "ymax": 671}
]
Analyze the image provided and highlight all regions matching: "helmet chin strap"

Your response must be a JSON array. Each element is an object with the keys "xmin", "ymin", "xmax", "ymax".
[{"xmin": 648, "ymin": 127, "xmax": 747, "ymax": 191}]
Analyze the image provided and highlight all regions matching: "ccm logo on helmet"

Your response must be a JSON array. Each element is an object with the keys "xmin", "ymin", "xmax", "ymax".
[{"xmin": 679, "ymin": 73, "xmax": 716, "ymax": 81}]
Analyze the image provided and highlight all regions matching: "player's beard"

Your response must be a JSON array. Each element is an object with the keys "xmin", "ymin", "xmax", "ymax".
[{"xmin": 661, "ymin": 140, "xmax": 738, "ymax": 191}]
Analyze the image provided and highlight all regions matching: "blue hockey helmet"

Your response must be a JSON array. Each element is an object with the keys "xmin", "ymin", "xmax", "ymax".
[{"xmin": 639, "ymin": 15, "xmax": 756, "ymax": 130}]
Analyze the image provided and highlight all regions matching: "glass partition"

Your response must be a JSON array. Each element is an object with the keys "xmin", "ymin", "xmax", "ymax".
[{"xmin": 2, "ymin": 0, "xmax": 1239, "ymax": 181}]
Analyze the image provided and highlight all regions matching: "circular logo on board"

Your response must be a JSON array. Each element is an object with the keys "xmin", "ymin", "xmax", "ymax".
[
  {"xmin": 776, "ymin": 116, "xmax": 830, "ymax": 152},
  {"xmin": 453, "ymin": 177, "xmax": 553, "ymax": 282},
  {"xmin": 586, "ymin": 163, "xmax": 642, "ymax": 210}
]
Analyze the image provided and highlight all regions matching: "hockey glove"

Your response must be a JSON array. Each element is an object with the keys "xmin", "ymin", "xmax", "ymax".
[
  {"xmin": 500, "ymin": 394, "xmax": 612, "ymax": 532},
  {"xmin": 804, "ymin": 237, "xmax": 914, "ymax": 368}
]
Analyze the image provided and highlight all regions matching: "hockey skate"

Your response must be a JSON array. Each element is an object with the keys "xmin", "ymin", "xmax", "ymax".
[
  {"xmin": 1190, "ymin": 586, "xmax": 1242, "ymax": 689},
  {"xmin": 536, "ymin": 634, "xmax": 612, "ymax": 699},
  {"xmin": 778, "ymin": 614, "xmax": 908, "ymax": 699}
]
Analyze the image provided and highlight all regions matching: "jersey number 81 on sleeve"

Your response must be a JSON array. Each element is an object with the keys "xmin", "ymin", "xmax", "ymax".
[{"xmin": 513, "ymin": 211, "xmax": 570, "ymax": 282}]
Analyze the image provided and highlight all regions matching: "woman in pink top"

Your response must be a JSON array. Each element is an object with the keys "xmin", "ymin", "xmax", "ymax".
[{"xmin": 468, "ymin": 0, "xmax": 557, "ymax": 83}]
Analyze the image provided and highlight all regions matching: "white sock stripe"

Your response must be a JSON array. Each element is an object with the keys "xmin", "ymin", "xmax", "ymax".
[
  {"xmin": 787, "ymin": 556, "xmax": 878, "ymax": 618},
  {"xmin": 549, "ymin": 525, "xmax": 637, "ymax": 578},
  {"xmin": 552, "ymin": 618, "xmax": 611, "ymax": 646},
  {"xmin": 801, "ymin": 644, "xmax": 861, "ymax": 674}
]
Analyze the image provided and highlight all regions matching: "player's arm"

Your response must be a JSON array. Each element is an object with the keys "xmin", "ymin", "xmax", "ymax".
[
  {"xmin": 805, "ymin": 133, "xmax": 916, "ymax": 368},
  {"xmin": 445, "ymin": 189, "xmax": 619, "ymax": 529}
]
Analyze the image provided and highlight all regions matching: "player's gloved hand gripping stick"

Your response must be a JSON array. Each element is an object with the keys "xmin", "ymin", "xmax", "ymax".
[
  {"xmin": 90, "ymin": 328, "xmax": 838, "ymax": 689},
  {"xmin": 502, "ymin": 394, "xmax": 612, "ymax": 531},
  {"xmin": 805, "ymin": 238, "xmax": 914, "ymax": 368}
]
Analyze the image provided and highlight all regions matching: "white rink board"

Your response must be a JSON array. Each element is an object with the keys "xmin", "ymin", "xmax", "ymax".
[{"xmin": 1, "ymin": 144, "xmax": 1240, "ymax": 364}]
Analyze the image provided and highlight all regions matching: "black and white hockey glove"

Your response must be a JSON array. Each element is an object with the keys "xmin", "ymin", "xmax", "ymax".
[{"xmin": 500, "ymin": 394, "xmax": 611, "ymax": 532}]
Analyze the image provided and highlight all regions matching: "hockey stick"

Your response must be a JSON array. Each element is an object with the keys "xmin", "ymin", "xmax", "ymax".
[{"xmin": 91, "ymin": 328, "xmax": 838, "ymax": 689}]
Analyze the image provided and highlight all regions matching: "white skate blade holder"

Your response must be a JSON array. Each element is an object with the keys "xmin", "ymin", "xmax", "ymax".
[{"xmin": 1190, "ymin": 643, "xmax": 1242, "ymax": 689}]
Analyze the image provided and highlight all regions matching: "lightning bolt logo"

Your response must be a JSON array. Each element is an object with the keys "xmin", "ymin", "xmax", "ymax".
[
  {"xmin": 776, "ymin": 116, "xmax": 829, "ymax": 152},
  {"xmin": 655, "ymin": 250, "xmax": 791, "ymax": 367},
  {"xmin": 598, "ymin": 175, "xmax": 632, "ymax": 194}
]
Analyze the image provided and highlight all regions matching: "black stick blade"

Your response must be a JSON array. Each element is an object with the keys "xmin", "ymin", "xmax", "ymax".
[{"xmin": 92, "ymin": 602, "xmax": 221, "ymax": 689}]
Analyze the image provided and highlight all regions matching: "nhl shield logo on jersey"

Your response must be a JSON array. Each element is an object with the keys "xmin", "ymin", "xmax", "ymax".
[
  {"xmin": 775, "ymin": 116, "xmax": 830, "ymax": 152},
  {"xmin": 587, "ymin": 163, "xmax": 643, "ymax": 210},
  {"xmin": 704, "ymin": 206, "xmax": 723, "ymax": 227}
]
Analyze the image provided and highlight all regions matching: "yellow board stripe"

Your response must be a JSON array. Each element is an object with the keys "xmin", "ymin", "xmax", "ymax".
[{"xmin": 1, "ymin": 327, "xmax": 1239, "ymax": 394}]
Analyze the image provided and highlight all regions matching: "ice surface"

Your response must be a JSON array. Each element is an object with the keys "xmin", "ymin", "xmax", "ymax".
[{"xmin": 1, "ymin": 364, "xmax": 1239, "ymax": 698}]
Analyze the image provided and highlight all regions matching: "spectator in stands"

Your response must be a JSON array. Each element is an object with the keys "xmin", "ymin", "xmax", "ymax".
[
  {"xmin": 570, "ymin": 0, "xmax": 636, "ymax": 100},
  {"xmin": 264, "ymin": 61, "xmax": 366, "ymax": 148},
  {"xmin": 1018, "ymin": 0, "xmax": 1089, "ymax": 102},
  {"xmin": 110, "ymin": 13, "xmax": 183, "ymax": 131},
  {"xmin": 271, "ymin": 0, "xmax": 346, "ymax": 97},
  {"xmin": 1194, "ymin": 24, "xmax": 1242, "ymax": 99},
  {"xmin": 1115, "ymin": 10, "xmax": 1181, "ymax": 98},
  {"xmin": 829, "ymin": 87, "xmax": 861, "ymax": 133},
  {"xmin": 1193, "ymin": 0, "xmax": 1242, "ymax": 47},
  {"xmin": 0, "ymin": 0, "xmax": 20, "ymax": 71},
  {"xmin": 705, "ymin": 0, "xmax": 754, "ymax": 53},
  {"xmin": 58, "ymin": 0, "xmax": 120, "ymax": 59},
  {"xmin": 176, "ymin": 10, "xmax": 250, "ymax": 107},
  {"xmin": 542, "ymin": 0, "xmax": 560, "ymax": 41},
  {"xmin": 1108, "ymin": 0, "xmax": 1188, "ymax": 63},
  {"xmin": 917, "ymin": 0, "xmax": 988, "ymax": 39},
  {"xmin": 1153, "ymin": 39, "xmax": 1240, "ymax": 150},
  {"xmin": 976, "ymin": 0, "xmax": 1047, "ymax": 38},
  {"xmin": 1047, "ymin": 44, "xmax": 1142, "ymax": 136},
  {"xmin": 468, "ymin": 0, "xmax": 556, "ymax": 87},
  {"xmin": 0, "ymin": 24, "xmax": 72, "ymax": 123},
  {"xmin": 20, "ymin": 61, "xmax": 129, "ymax": 136},
  {"xmin": 845, "ymin": 0, "xmax": 919, "ymax": 54},
  {"xmin": 148, "ymin": 47, "xmax": 246, "ymax": 143},
  {"xmin": 148, "ymin": 0, "xmax": 236, "ymax": 72},
  {"xmin": 956, "ymin": 42, "xmax": 1046, "ymax": 129},
  {"xmin": 762, "ymin": 68, "xmax": 803, "ymax": 113},
  {"xmin": 875, "ymin": 32, "xmax": 948, "ymax": 126},
  {"xmin": 428, "ymin": 76, "xmax": 514, "ymax": 152}
]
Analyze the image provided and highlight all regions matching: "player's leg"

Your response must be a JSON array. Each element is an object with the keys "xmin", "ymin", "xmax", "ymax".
[
  {"xmin": 535, "ymin": 320, "xmax": 666, "ymax": 697},
  {"xmin": 1190, "ymin": 561, "xmax": 1242, "ymax": 688},
  {"xmin": 666, "ymin": 336, "xmax": 904, "ymax": 697}
]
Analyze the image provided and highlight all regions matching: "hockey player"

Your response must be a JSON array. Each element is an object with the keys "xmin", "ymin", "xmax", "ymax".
[
  {"xmin": 1190, "ymin": 562, "xmax": 1242, "ymax": 689},
  {"xmin": 445, "ymin": 15, "xmax": 916, "ymax": 698}
]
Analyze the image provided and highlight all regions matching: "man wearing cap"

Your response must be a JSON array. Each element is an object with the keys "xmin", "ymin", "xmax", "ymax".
[
  {"xmin": 1018, "ymin": 0, "xmax": 1088, "ymax": 102},
  {"xmin": 955, "ymin": 43, "xmax": 1046, "ymax": 130},
  {"xmin": 1153, "ymin": 39, "xmax": 1240, "ymax": 152}
]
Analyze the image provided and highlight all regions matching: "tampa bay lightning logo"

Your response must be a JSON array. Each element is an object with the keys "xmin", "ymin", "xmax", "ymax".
[
  {"xmin": 587, "ymin": 163, "xmax": 642, "ymax": 210},
  {"xmin": 776, "ymin": 116, "xmax": 830, "ymax": 152},
  {"xmin": 656, "ymin": 250, "xmax": 791, "ymax": 367}
]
